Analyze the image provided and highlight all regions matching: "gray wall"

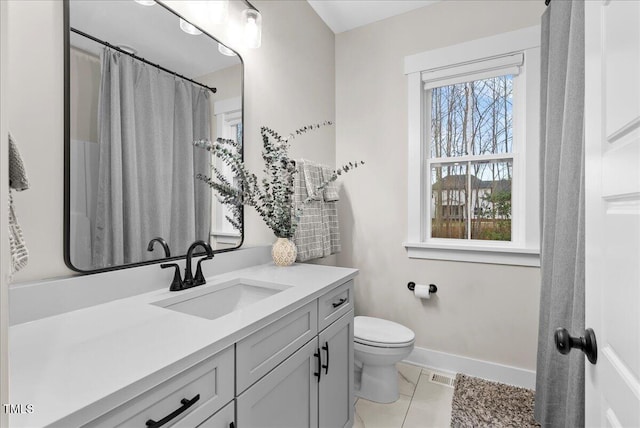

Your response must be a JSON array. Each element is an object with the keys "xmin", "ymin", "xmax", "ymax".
[{"xmin": 334, "ymin": 0, "xmax": 544, "ymax": 370}]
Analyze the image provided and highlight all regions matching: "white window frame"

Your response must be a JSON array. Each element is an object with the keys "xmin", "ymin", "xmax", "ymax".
[
  {"xmin": 212, "ymin": 97, "xmax": 242, "ymax": 244},
  {"xmin": 404, "ymin": 26, "xmax": 541, "ymax": 267}
]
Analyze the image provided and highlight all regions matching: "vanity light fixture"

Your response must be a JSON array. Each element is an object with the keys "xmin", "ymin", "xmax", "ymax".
[
  {"xmin": 133, "ymin": 0, "xmax": 156, "ymax": 6},
  {"xmin": 179, "ymin": 18, "xmax": 203, "ymax": 36},
  {"xmin": 241, "ymin": 7, "xmax": 262, "ymax": 49},
  {"xmin": 210, "ymin": 0, "xmax": 229, "ymax": 25},
  {"xmin": 218, "ymin": 43, "xmax": 236, "ymax": 56},
  {"xmin": 180, "ymin": 0, "xmax": 261, "ymax": 50}
]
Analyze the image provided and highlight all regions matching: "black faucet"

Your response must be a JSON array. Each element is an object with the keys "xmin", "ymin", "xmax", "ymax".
[
  {"xmin": 161, "ymin": 240, "xmax": 214, "ymax": 292},
  {"xmin": 184, "ymin": 240, "xmax": 215, "ymax": 288},
  {"xmin": 147, "ymin": 237, "xmax": 171, "ymax": 258},
  {"xmin": 161, "ymin": 263, "xmax": 184, "ymax": 291}
]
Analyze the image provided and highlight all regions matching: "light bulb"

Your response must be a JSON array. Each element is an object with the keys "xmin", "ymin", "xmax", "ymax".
[
  {"xmin": 218, "ymin": 43, "xmax": 236, "ymax": 57},
  {"xmin": 242, "ymin": 8, "xmax": 262, "ymax": 49},
  {"xmin": 134, "ymin": 0, "xmax": 155, "ymax": 5},
  {"xmin": 179, "ymin": 18, "xmax": 202, "ymax": 36},
  {"xmin": 226, "ymin": 20, "xmax": 243, "ymax": 51}
]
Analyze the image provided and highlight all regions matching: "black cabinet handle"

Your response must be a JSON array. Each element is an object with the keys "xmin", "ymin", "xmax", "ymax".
[
  {"xmin": 332, "ymin": 297, "xmax": 347, "ymax": 308},
  {"xmin": 230, "ymin": 422, "xmax": 235, "ymax": 428},
  {"xmin": 314, "ymin": 348, "xmax": 322, "ymax": 382},
  {"xmin": 322, "ymin": 342, "xmax": 329, "ymax": 375},
  {"xmin": 145, "ymin": 394, "xmax": 200, "ymax": 428}
]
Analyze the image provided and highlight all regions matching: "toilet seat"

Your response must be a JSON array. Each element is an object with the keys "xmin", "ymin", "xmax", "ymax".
[
  {"xmin": 354, "ymin": 316, "xmax": 415, "ymax": 348},
  {"xmin": 355, "ymin": 337, "xmax": 414, "ymax": 348}
]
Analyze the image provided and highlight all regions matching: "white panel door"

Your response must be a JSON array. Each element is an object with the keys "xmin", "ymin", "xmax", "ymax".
[{"xmin": 585, "ymin": 1, "xmax": 640, "ymax": 426}]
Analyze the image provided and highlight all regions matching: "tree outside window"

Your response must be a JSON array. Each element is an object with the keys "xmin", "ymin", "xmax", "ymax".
[{"xmin": 429, "ymin": 75, "xmax": 513, "ymax": 241}]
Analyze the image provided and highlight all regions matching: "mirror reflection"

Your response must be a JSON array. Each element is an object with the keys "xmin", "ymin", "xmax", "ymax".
[{"xmin": 67, "ymin": 0, "xmax": 243, "ymax": 272}]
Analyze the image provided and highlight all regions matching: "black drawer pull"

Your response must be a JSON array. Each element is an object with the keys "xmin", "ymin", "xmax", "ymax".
[
  {"xmin": 322, "ymin": 342, "xmax": 329, "ymax": 375},
  {"xmin": 332, "ymin": 297, "xmax": 347, "ymax": 308},
  {"xmin": 145, "ymin": 394, "xmax": 200, "ymax": 428},
  {"xmin": 314, "ymin": 348, "xmax": 322, "ymax": 382}
]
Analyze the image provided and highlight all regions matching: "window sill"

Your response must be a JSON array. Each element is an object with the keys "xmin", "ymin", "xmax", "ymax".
[
  {"xmin": 211, "ymin": 231, "xmax": 241, "ymax": 245},
  {"xmin": 403, "ymin": 241, "xmax": 540, "ymax": 267}
]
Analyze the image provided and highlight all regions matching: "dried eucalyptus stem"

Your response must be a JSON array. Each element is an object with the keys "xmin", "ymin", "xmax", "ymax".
[{"xmin": 195, "ymin": 121, "xmax": 364, "ymax": 238}]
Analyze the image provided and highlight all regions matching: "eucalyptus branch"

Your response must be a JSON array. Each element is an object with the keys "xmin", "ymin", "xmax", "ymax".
[{"xmin": 194, "ymin": 121, "xmax": 363, "ymax": 239}]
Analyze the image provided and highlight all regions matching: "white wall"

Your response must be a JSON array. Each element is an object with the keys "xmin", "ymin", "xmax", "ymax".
[
  {"xmin": 7, "ymin": 0, "xmax": 336, "ymax": 282},
  {"xmin": 0, "ymin": 1, "xmax": 10, "ymax": 424},
  {"xmin": 335, "ymin": 0, "xmax": 544, "ymax": 370},
  {"xmin": 7, "ymin": 0, "xmax": 66, "ymax": 283}
]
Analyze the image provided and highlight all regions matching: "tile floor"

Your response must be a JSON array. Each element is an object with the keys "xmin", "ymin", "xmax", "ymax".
[{"xmin": 354, "ymin": 363, "xmax": 455, "ymax": 428}]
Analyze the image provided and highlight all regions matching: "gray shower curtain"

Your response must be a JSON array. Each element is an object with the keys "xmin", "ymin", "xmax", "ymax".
[
  {"xmin": 93, "ymin": 48, "xmax": 211, "ymax": 268},
  {"xmin": 534, "ymin": 1, "xmax": 585, "ymax": 427}
]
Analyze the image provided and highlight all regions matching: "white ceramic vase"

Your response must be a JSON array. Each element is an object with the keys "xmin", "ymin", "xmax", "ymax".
[{"xmin": 272, "ymin": 237, "xmax": 297, "ymax": 266}]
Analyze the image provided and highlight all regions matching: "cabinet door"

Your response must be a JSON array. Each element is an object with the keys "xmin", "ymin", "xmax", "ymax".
[
  {"xmin": 318, "ymin": 310, "xmax": 354, "ymax": 428},
  {"xmin": 196, "ymin": 400, "xmax": 234, "ymax": 428},
  {"xmin": 237, "ymin": 339, "xmax": 319, "ymax": 428}
]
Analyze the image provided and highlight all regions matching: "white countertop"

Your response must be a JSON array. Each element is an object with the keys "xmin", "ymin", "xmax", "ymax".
[{"xmin": 9, "ymin": 262, "xmax": 357, "ymax": 428}]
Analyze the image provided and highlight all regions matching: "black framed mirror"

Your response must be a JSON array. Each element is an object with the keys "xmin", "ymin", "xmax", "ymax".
[{"xmin": 64, "ymin": 0, "xmax": 244, "ymax": 273}]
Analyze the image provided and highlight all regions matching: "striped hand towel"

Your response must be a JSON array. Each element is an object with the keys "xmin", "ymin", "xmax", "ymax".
[
  {"xmin": 320, "ymin": 167, "xmax": 341, "ymax": 255},
  {"xmin": 293, "ymin": 161, "xmax": 341, "ymax": 261},
  {"xmin": 321, "ymin": 166, "xmax": 340, "ymax": 202},
  {"xmin": 8, "ymin": 134, "xmax": 30, "ymax": 275},
  {"xmin": 302, "ymin": 159, "xmax": 323, "ymax": 201}
]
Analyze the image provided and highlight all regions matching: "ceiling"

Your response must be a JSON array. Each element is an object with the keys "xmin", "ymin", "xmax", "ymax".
[
  {"xmin": 69, "ymin": 0, "xmax": 439, "ymax": 77},
  {"xmin": 307, "ymin": 0, "xmax": 439, "ymax": 34}
]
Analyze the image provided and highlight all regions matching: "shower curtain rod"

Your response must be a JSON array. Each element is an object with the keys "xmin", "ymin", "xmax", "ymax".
[{"xmin": 70, "ymin": 27, "xmax": 217, "ymax": 94}]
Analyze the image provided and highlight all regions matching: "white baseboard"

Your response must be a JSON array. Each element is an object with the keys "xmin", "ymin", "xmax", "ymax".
[{"xmin": 404, "ymin": 346, "xmax": 536, "ymax": 390}]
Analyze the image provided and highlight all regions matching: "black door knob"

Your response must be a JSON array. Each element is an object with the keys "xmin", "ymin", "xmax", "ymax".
[{"xmin": 554, "ymin": 327, "xmax": 598, "ymax": 364}]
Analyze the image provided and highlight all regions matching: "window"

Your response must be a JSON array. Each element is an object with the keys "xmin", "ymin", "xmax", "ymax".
[
  {"xmin": 404, "ymin": 27, "xmax": 541, "ymax": 266},
  {"xmin": 429, "ymin": 75, "xmax": 514, "ymax": 242},
  {"xmin": 212, "ymin": 97, "xmax": 242, "ymax": 246}
]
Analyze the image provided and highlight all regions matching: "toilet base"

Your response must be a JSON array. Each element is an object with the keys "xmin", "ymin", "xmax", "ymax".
[{"xmin": 356, "ymin": 364, "xmax": 400, "ymax": 404}]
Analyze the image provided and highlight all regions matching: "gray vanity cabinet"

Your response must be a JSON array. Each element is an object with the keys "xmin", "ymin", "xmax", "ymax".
[{"xmin": 81, "ymin": 281, "xmax": 354, "ymax": 428}]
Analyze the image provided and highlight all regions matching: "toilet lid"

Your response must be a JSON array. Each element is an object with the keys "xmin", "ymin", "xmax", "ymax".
[{"xmin": 354, "ymin": 316, "xmax": 415, "ymax": 345}]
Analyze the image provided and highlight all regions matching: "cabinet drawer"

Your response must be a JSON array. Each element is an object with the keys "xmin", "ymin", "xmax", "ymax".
[
  {"xmin": 85, "ymin": 347, "xmax": 234, "ymax": 428},
  {"xmin": 318, "ymin": 280, "xmax": 353, "ymax": 331},
  {"xmin": 236, "ymin": 301, "xmax": 318, "ymax": 393}
]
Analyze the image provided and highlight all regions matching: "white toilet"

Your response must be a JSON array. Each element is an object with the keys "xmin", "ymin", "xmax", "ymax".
[{"xmin": 354, "ymin": 316, "xmax": 415, "ymax": 404}]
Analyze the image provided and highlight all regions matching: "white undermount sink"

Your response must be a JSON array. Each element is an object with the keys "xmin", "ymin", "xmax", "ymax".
[{"xmin": 152, "ymin": 278, "xmax": 291, "ymax": 320}]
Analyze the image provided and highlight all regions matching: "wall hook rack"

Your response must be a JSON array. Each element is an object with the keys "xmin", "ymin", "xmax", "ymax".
[{"xmin": 407, "ymin": 282, "xmax": 437, "ymax": 294}]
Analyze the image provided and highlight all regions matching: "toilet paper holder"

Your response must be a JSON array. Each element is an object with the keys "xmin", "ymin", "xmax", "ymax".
[{"xmin": 407, "ymin": 282, "xmax": 437, "ymax": 294}]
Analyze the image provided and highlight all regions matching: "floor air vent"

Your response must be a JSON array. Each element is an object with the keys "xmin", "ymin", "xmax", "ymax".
[{"xmin": 429, "ymin": 372, "xmax": 456, "ymax": 388}]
